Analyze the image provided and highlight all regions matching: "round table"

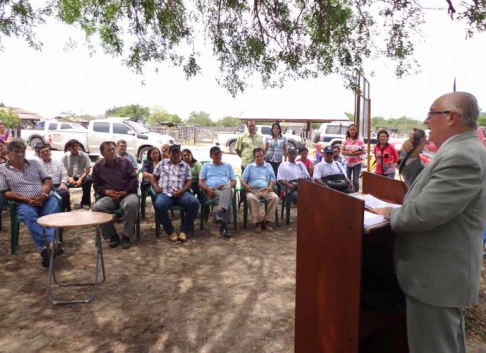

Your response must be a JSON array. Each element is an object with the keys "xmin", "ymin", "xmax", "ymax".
[{"xmin": 37, "ymin": 211, "xmax": 113, "ymax": 305}]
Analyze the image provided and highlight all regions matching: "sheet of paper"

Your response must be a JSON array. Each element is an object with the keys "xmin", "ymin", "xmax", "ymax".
[
  {"xmin": 354, "ymin": 194, "xmax": 401, "ymax": 210},
  {"xmin": 363, "ymin": 211, "xmax": 386, "ymax": 228}
]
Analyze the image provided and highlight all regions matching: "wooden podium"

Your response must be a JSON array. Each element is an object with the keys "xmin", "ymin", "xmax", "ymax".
[{"xmin": 295, "ymin": 172, "xmax": 408, "ymax": 352}]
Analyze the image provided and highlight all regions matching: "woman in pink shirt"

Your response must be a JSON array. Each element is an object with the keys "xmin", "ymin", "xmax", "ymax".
[{"xmin": 342, "ymin": 124, "xmax": 364, "ymax": 192}]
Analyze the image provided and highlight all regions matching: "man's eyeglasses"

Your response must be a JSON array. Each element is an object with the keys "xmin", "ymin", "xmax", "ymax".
[{"xmin": 427, "ymin": 110, "xmax": 451, "ymax": 117}]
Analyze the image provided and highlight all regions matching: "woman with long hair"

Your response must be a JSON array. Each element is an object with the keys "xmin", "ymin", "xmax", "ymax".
[
  {"xmin": 0, "ymin": 121, "xmax": 12, "ymax": 143},
  {"xmin": 342, "ymin": 124, "xmax": 364, "ymax": 192},
  {"xmin": 182, "ymin": 148, "xmax": 203, "ymax": 201},
  {"xmin": 264, "ymin": 122, "xmax": 287, "ymax": 177},
  {"xmin": 374, "ymin": 129, "xmax": 399, "ymax": 179},
  {"xmin": 141, "ymin": 147, "xmax": 162, "ymax": 193},
  {"xmin": 297, "ymin": 147, "xmax": 314, "ymax": 177}
]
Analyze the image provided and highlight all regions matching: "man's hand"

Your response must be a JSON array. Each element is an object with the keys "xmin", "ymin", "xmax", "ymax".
[
  {"xmin": 266, "ymin": 185, "xmax": 273, "ymax": 193},
  {"xmin": 346, "ymin": 179, "xmax": 355, "ymax": 192},
  {"xmin": 287, "ymin": 184, "xmax": 296, "ymax": 193},
  {"xmin": 173, "ymin": 189, "xmax": 184, "ymax": 198},
  {"xmin": 374, "ymin": 207, "xmax": 393, "ymax": 220},
  {"xmin": 402, "ymin": 128, "xmax": 427, "ymax": 159},
  {"xmin": 105, "ymin": 190, "xmax": 118, "ymax": 199},
  {"xmin": 217, "ymin": 184, "xmax": 227, "ymax": 190},
  {"xmin": 30, "ymin": 194, "xmax": 47, "ymax": 207},
  {"xmin": 244, "ymin": 185, "xmax": 251, "ymax": 192},
  {"xmin": 58, "ymin": 183, "xmax": 68, "ymax": 191},
  {"xmin": 154, "ymin": 186, "xmax": 162, "ymax": 194},
  {"xmin": 206, "ymin": 188, "xmax": 216, "ymax": 198},
  {"xmin": 117, "ymin": 191, "xmax": 128, "ymax": 199}
]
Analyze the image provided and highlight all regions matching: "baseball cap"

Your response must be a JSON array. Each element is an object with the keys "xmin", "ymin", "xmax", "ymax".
[
  {"xmin": 210, "ymin": 146, "xmax": 222, "ymax": 154},
  {"xmin": 169, "ymin": 144, "xmax": 181, "ymax": 152},
  {"xmin": 287, "ymin": 146, "xmax": 297, "ymax": 153},
  {"xmin": 324, "ymin": 146, "xmax": 334, "ymax": 154}
]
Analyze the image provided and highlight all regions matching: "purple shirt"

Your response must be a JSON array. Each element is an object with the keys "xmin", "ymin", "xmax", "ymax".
[{"xmin": 92, "ymin": 157, "xmax": 138, "ymax": 196}]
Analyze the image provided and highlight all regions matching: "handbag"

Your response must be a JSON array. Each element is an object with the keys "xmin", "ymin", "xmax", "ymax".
[{"xmin": 321, "ymin": 174, "xmax": 349, "ymax": 192}]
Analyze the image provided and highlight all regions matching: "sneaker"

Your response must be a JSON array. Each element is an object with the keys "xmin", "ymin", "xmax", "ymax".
[
  {"xmin": 169, "ymin": 232, "xmax": 178, "ymax": 242},
  {"xmin": 219, "ymin": 225, "xmax": 231, "ymax": 238},
  {"xmin": 109, "ymin": 234, "xmax": 121, "ymax": 248},
  {"xmin": 81, "ymin": 204, "xmax": 91, "ymax": 210},
  {"xmin": 213, "ymin": 210, "xmax": 224, "ymax": 224},
  {"xmin": 264, "ymin": 221, "xmax": 274, "ymax": 232},
  {"xmin": 40, "ymin": 247, "xmax": 50, "ymax": 268},
  {"xmin": 255, "ymin": 222, "xmax": 262, "ymax": 233},
  {"xmin": 178, "ymin": 232, "xmax": 187, "ymax": 242},
  {"xmin": 122, "ymin": 235, "xmax": 131, "ymax": 249}
]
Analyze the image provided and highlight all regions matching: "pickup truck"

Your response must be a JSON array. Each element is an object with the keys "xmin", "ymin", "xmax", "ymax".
[
  {"xmin": 315, "ymin": 121, "xmax": 379, "ymax": 147},
  {"xmin": 21, "ymin": 119, "xmax": 87, "ymax": 148},
  {"xmin": 49, "ymin": 118, "xmax": 176, "ymax": 160},
  {"xmin": 217, "ymin": 124, "xmax": 304, "ymax": 154}
]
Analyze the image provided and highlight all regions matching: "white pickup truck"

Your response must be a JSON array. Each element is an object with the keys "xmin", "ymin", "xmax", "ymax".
[
  {"xmin": 21, "ymin": 119, "xmax": 87, "ymax": 148},
  {"xmin": 49, "ymin": 118, "xmax": 175, "ymax": 160},
  {"xmin": 217, "ymin": 124, "xmax": 304, "ymax": 154}
]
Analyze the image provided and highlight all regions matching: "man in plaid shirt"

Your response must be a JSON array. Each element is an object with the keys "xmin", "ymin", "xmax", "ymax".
[{"xmin": 152, "ymin": 144, "xmax": 200, "ymax": 242}]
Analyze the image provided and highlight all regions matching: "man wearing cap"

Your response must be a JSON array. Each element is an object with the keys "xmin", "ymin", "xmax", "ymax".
[
  {"xmin": 314, "ymin": 146, "xmax": 354, "ymax": 192},
  {"xmin": 276, "ymin": 146, "xmax": 310, "ymax": 205},
  {"xmin": 0, "ymin": 141, "xmax": 60, "ymax": 267},
  {"xmin": 152, "ymin": 144, "xmax": 200, "ymax": 242},
  {"xmin": 199, "ymin": 146, "xmax": 237, "ymax": 238},
  {"xmin": 35, "ymin": 144, "xmax": 71, "ymax": 211},
  {"xmin": 92, "ymin": 141, "xmax": 139, "ymax": 249},
  {"xmin": 61, "ymin": 139, "xmax": 93, "ymax": 209},
  {"xmin": 241, "ymin": 147, "xmax": 279, "ymax": 233}
]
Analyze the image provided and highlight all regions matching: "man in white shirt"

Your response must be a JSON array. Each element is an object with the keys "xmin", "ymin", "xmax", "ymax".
[
  {"xmin": 35, "ymin": 144, "xmax": 71, "ymax": 211},
  {"xmin": 277, "ymin": 146, "xmax": 310, "ymax": 205},
  {"xmin": 313, "ymin": 146, "xmax": 354, "ymax": 192}
]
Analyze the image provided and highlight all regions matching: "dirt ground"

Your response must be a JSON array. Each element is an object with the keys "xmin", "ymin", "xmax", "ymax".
[{"xmin": 0, "ymin": 188, "xmax": 485, "ymax": 353}]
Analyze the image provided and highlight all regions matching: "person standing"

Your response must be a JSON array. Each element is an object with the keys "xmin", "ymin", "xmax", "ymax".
[
  {"xmin": 0, "ymin": 121, "xmax": 12, "ymax": 143},
  {"xmin": 0, "ymin": 141, "xmax": 60, "ymax": 267},
  {"xmin": 297, "ymin": 147, "xmax": 314, "ymax": 177},
  {"xmin": 92, "ymin": 141, "xmax": 139, "ymax": 250},
  {"xmin": 342, "ymin": 124, "xmax": 364, "ymax": 192},
  {"xmin": 152, "ymin": 144, "xmax": 200, "ymax": 242},
  {"xmin": 332, "ymin": 145, "xmax": 347, "ymax": 169},
  {"xmin": 264, "ymin": 122, "xmax": 287, "ymax": 177},
  {"xmin": 375, "ymin": 92, "xmax": 486, "ymax": 353},
  {"xmin": 61, "ymin": 139, "xmax": 93, "ymax": 209},
  {"xmin": 374, "ymin": 130, "xmax": 399, "ymax": 179},
  {"xmin": 235, "ymin": 120, "xmax": 264, "ymax": 174},
  {"xmin": 116, "ymin": 139, "xmax": 139, "ymax": 171}
]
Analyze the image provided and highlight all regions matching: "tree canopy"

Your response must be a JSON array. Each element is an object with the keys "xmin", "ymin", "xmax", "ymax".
[
  {"xmin": 105, "ymin": 104, "xmax": 150, "ymax": 122},
  {"xmin": 186, "ymin": 111, "xmax": 214, "ymax": 126},
  {"xmin": 2, "ymin": 1, "xmax": 485, "ymax": 95},
  {"xmin": 0, "ymin": 108, "xmax": 20, "ymax": 128},
  {"xmin": 147, "ymin": 106, "xmax": 182, "ymax": 126}
]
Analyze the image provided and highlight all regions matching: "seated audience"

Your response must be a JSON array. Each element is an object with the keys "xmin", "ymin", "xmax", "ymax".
[
  {"xmin": 62, "ymin": 139, "xmax": 93, "ymax": 209},
  {"xmin": 182, "ymin": 148, "xmax": 203, "ymax": 202},
  {"xmin": 116, "ymin": 139, "xmax": 138, "ymax": 170},
  {"xmin": 241, "ymin": 147, "xmax": 279, "ymax": 233},
  {"xmin": 332, "ymin": 145, "xmax": 347, "ymax": 168},
  {"xmin": 152, "ymin": 144, "xmax": 199, "ymax": 242},
  {"xmin": 141, "ymin": 147, "xmax": 161, "ymax": 194},
  {"xmin": 92, "ymin": 141, "xmax": 139, "ymax": 250},
  {"xmin": 314, "ymin": 146, "xmax": 354, "ymax": 192},
  {"xmin": 199, "ymin": 146, "xmax": 236, "ymax": 238},
  {"xmin": 0, "ymin": 140, "xmax": 8, "ymax": 163},
  {"xmin": 35, "ymin": 144, "xmax": 71, "ymax": 211},
  {"xmin": 0, "ymin": 141, "xmax": 60, "ymax": 267},
  {"xmin": 161, "ymin": 144, "xmax": 170, "ymax": 159},
  {"xmin": 277, "ymin": 146, "xmax": 310, "ymax": 206},
  {"xmin": 297, "ymin": 147, "xmax": 314, "ymax": 176}
]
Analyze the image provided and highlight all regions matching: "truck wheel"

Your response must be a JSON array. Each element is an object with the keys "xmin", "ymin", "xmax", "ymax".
[
  {"xmin": 30, "ymin": 137, "xmax": 43, "ymax": 149},
  {"xmin": 229, "ymin": 141, "xmax": 237, "ymax": 154},
  {"xmin": 138, "ymin": 147, "xmax": 151, "ymax": 162}
]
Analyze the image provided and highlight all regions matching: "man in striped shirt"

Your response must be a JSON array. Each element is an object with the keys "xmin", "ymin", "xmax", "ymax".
[{"xmin": 0, "ymin": 141, "xmax": 60, "ymax": 267}]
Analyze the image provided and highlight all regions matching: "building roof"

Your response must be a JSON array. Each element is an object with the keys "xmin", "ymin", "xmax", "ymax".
[{"xmin": 0, "ymin": 107, "xmax": 43, "ymax": 120}]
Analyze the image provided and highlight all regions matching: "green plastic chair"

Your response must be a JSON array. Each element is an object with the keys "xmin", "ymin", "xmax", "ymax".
[
  {"xmin": 199, "ymin": 186, "xmax": 238, "ymax": 230},
  {"xmin": 94, "ymin": 193, "xmax": 141, "ymax": 241},
  {"xmin": 9, "ymin": 193, "xmax": 64, "ymax": 256},
  {"xmin": 280, "ymin": 189, "xmax": 293, "ymax": 225}
]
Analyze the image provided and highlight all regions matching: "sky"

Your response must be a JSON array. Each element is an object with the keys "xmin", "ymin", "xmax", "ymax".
[{"xmin": 1, "ymin": 2, "xmax": 485, "ymax": 122}]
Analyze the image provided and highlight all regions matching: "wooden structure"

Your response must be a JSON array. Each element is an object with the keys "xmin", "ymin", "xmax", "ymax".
[{"xmin": 295, "ymin": 172, "xmax": 408, "ymax": 352}]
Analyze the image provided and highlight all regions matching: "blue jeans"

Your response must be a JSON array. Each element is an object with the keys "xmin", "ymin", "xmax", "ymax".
[
  {"xmin": 16, "ymin": 196, "xmax": 60, "ymax": 252},
  {"xmin": 346, "ymin": 164, "xmax": 362, "ymax": 193},
  {"xmin": 154, "ymin": 192, "xmax": 199, "ymax": 235},
  {"xmin": 383, "ymin": 172, "xmax": 395, "ymax": 179}
]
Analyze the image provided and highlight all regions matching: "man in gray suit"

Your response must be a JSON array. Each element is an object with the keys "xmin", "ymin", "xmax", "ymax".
[{"xmin": 376, "ymin": 92, "xmax": 486, "ymax": 353}]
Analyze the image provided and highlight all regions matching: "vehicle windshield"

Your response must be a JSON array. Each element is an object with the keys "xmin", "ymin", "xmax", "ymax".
[
  {"xmin": 124, "ymin": 120, "xmax": 149, "ymax": 134},
  {"xmin": 72, "ymin": 123, "xmax": 87, "ymax": 130}
]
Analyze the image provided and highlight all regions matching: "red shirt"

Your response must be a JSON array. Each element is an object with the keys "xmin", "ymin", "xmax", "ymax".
[{"xmin": 374, "ymin": 144, "xmax": 399, "ymax": 175}]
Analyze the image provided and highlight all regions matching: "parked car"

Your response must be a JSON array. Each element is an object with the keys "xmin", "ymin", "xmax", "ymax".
[
  {"xmin": 49, "ymin": 118, "xmax": 175, "ymax": 160},
  {"xmin": 315, "ymin": 121, "xmax": 378, "ymax": 148},
  {"xmin": 21, "ymin": 119, "xmax": 87, "ymax": 148},
  {"xmin": 217, "ymin": 124, "xmax": 304, "ymax": 154}
]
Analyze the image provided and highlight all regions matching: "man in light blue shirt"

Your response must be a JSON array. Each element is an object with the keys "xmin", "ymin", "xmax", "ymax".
[
  {"xmin": 241, "ymin": 147, "xmax": 278, "ymax": 233},
  {"xmin": 199, "ymin": 146, "xmax": 236, "ymax": 238}
]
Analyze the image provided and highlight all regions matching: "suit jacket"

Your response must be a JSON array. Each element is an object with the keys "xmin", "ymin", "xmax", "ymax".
[{"xmin": 390, "ymin": 129, "xmax": 486, "ymax": 307}]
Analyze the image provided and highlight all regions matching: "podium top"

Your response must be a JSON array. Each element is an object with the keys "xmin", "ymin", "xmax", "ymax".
[{"xmin": 37, "ymin": 211, "xmax": 113, "ymax": 229}]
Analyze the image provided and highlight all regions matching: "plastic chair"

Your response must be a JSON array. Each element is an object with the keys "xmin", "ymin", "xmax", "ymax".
[
  {"xmin": 280, "ymin": 189, "xmax": 294, "ymax": 225},
  {"xmin": 9, "ymin": 193, "xmax": 64, "ymax": 256},
  {"xmin": 94, "ymin": 193, "xmax": 141, "ymax": 241},
  {"xmin": 199, "ymin": 186, "xmax": 238, "ymax": 230},
  {"xmin": 137, "ymin": 167, "xmax": 151, "ymax": 220}
]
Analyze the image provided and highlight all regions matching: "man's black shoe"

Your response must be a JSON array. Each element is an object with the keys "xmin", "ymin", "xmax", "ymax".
[
  {"xmin": 122, "ymin": 235, "xmax": 131, "ymax": 249},
  {"xmin": 40, "ymin": 247, "xmax": 50, "ymax": 268},
  {"xmin": 219, "ymin": 225, "xmax": 231, "ymax": 238},
  {"xmin": 213, "ymin": 211, "xmax": 224, "ymax": 224},
  {"xmin": 109, "ymin": 234, "xmax": 121, "ymax": 248}
]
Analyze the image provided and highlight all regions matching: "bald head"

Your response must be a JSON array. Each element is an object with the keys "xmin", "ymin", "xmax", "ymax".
[{"xmin": 440, "ymin": 92, "xmax": 479, "ymax": 128}]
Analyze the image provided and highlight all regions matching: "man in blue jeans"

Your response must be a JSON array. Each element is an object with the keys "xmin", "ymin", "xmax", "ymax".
[
  {"xmin": 0, "ymin": 141, "xmax": 60, "ymax": 267},
  {"xmin": 152, "ymin": 144, "xmax": 199, "ymax": 242}
]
